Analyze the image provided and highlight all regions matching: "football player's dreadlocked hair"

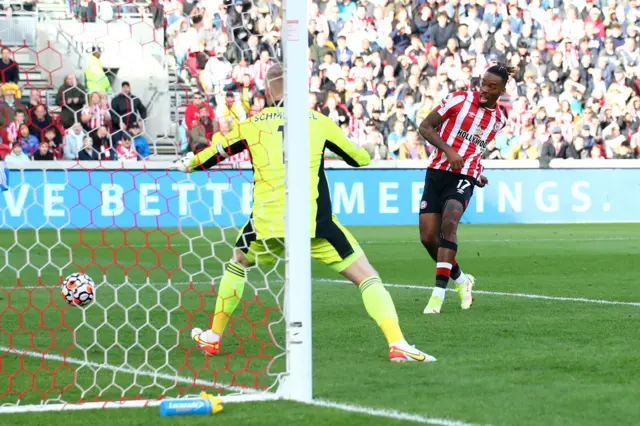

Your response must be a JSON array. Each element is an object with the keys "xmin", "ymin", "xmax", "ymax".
[{"xmin": 487, "ymin": 63, "xmax": 517, "ymax": 84}]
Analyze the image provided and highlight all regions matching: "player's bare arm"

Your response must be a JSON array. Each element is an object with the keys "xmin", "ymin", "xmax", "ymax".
[
  {"xmin": 418, "ymin": 111, "xmax": 464, "ymax": 170},
  {"xmin": 477, "ymin": 175, "xmax": 489, "ymax": 188}
]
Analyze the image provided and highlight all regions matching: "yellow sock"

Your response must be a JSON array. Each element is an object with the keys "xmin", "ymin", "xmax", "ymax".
[
  {"xmin": 359, "ymin": 276, "xmax": 405, "ymax": 345},
  {"xmin": 211, "ymin": 261, "xmax": 246, "ymax": 336}
]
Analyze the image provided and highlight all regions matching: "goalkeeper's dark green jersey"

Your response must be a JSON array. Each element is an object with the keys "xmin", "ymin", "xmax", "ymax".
[{"xmin": 189, "ymin": 108, "xmax": 370, "ymax": 239}]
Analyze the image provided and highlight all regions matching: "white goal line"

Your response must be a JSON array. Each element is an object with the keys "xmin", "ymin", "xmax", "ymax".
[
  {"xmin": 0, "ymin": 345, "xmax": 275, "ymax": 414},
  {"xmin": 0, "ymin": 346, "xmax": 253, "ymax": 394},
  {"xmin": 0, "ymin": 394, "xmax": 275, "ymax": 414},
  {"xmin": 0, "ymin": 346, "xmax": 486, "ymax": 426}
]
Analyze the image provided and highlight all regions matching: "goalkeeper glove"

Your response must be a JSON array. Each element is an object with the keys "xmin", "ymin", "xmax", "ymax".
[{"xmin": 170, "ymin": 152, "xmax": 194, "ymax": 172}]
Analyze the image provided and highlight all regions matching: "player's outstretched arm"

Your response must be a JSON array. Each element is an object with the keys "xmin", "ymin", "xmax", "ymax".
[
  {"xmin": 322, "ymin": 116, "xmax": 370, "ymax": 167},
  {"xmin": 171, "ymin": 126, "xmax": 248, "ymax": 172},
  {"xmin": 418, "ymin": 111, "xmax": 464, "ymax": 170}
]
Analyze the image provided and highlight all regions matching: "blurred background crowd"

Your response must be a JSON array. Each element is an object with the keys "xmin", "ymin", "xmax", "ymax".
[{"xmin": 2, "ymin": 0, "xmax": 640, "ymax": 163}]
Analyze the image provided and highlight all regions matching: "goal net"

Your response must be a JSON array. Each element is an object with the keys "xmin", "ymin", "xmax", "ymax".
[{"xmin": 0, "ymin": 0, "xmax": 310, "ymax": 412}]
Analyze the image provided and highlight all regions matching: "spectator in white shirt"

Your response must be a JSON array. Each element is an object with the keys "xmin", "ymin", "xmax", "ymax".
[
  {"xmin": 321, "ymin": 51, "xmax": 342, "ymax": 82},
  {"xmin": 173, "ymin": 19, "xmax": 198, "ymax": 81},
  {"xmin": 562, "ymin": 7, "xmax": 585, "ymax": 43},
  {"xmin": 202, "ymin": 46, "xmax": 233, "ymax": 95},
  {"xmin": 538, "ymin": 83, "xmax": 560, "ymax": 116},
  {"xmin": 461, "ymin": 5, "xmax": 481, "ymax": 38},
  {"xmin": 5, "ymin": 142, "xmax": 30, "ymax": 163},
  {"xmin": 63, "ymin": 123, "xmax": 87, "ymax": 159},
  {"xmin": 588, "ymin": 67, "xmax": 608, "ymax": 97}
]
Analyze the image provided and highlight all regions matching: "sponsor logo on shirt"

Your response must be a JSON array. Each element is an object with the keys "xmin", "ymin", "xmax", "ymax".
[{"xmin": 457, "ymin": 128, "xmax": 487, "ymax": 149}]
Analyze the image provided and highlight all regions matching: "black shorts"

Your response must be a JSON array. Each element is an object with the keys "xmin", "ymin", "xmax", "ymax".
[{"xmin": 419, "ymin": 168, "xmax": 476, "ymax": 215}]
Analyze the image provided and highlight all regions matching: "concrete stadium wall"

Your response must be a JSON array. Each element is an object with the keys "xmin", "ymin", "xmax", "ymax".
[{"xmin": 36, "ymin": 21, "xmax": 171, "ymax": 136}]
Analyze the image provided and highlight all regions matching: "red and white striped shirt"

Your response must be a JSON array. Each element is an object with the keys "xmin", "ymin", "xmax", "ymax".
[
  {"xmin": 232, "ymin": 64, "xmax": 252, "ymax": 82},
  {"xmin": 508, "ymin": 108, "xmax": 533, "ymax": 136},
  {"xmin": 251, "ymin": 60, "xmax": 273, "ymax": 86},
  {"xmin": 349, "ymin": 116, "xmax": 367, "ymax": 144},
  {"xmin": 308, "ymin": 60, "xmax": 314, "ymax": 78},
  {"xmin": 428, "ymin": 91, "xmax": 506, "ymax": 180},
  {"xmin": 84, "ymin": 104, "xmax": 109, "ymax": 130}
]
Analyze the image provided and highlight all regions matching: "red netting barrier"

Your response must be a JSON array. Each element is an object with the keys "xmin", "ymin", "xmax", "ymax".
[
  {"xmin": 0, "ymin": 0, "xmax": 287, "ymax": 409},
  {"xmin": 0, "ymin": 164, "xmax": 286, "ymax": 408}
]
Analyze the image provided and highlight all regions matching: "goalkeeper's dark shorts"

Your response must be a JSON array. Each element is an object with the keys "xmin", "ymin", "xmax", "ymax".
[{"xmin": 235, "ymin": 215, "xmax": 363, "ymax": 273}]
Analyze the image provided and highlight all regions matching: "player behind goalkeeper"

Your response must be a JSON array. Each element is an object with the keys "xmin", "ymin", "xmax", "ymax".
[{"xmin": 174, "ymin": 64, "xmax": 435, "ymax": 363}]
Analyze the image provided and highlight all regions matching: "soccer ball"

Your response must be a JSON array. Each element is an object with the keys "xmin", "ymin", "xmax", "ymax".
[{"xmin": 61, "ymin": 273, "xmax": 95, "ymax": 307}]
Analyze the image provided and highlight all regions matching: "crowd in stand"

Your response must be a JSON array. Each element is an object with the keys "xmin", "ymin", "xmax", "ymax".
[
  {"xmin": 3, "ymin": 0, "xmax": 640, "ymax": 163},
  {"xmin": 0, "ymin": 46, "xmax": 150, "ymax": 162},
  {"xmin": 168, "ymin": 0, "xmax": 640, "ymax": 161}
]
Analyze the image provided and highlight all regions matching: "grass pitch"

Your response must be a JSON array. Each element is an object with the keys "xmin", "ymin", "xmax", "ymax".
[{"xmin": 1, "ymin": 224, "xmax": 639, "ymax": 426}]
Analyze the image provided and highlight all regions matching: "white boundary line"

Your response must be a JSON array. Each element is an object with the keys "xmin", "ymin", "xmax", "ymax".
[
  {"xmin": 0, "ymin": 346, "xmax": 487, "ymax": 426},
  {"xmin": 6, "ymin": 278, "xmax": 640, "ymax": 307},
  {"xmin": 124, "ymin": 236, "xmax": 640, "ymax": 249},
  {"xmin": 360, "ymin": 236, "xmax": 640, "ymax": 244},
  {"xmin": 316, "ymin": 279, "xmax": 640, "ymax": 308},
  {"xmin": 0, "ymin": 394, "xmax": 275, "ymax": 414},
  {"xmin": 309, "ymin": 399, "xmax": 488, "ymax": 426}
]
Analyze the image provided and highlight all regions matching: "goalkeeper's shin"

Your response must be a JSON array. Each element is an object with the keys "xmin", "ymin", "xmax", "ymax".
[
  {"xmin": 360, "ymin": 276, "xmax": 437, "ymax": 362},
  {"xmin": 359, "ymin": 276, "xmax": 404, "ymax": 346},
  {"xmin": 211, "ymin": 261, "xmax": 246, "ymax": 337}
]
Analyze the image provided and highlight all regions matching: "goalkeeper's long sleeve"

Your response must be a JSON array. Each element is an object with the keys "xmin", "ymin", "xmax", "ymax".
[
  {"xmin": 320, "ymin": 117, "xmax": 371, "ymax": 168},
  {"xmin": 188, "ymin": 126, "xmax": 248, "ymax": 171},
  {"xmin": 189, "ymin": 111, "xmax": 370, "ymax": 171}
]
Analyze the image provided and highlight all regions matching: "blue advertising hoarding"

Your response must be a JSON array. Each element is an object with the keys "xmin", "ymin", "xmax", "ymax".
[{"xmin": 0, "ymin": 168, "xmax": 639, "ymax": 228}]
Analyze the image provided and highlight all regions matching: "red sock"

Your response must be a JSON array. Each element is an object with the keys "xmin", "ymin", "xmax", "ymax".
[{"xmin": 435, "ymin": 262, "xmax": 452, "ymax": 289}]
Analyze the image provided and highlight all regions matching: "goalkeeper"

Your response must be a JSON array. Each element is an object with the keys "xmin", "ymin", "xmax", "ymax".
[{"xmin": 174, "ymin": 64, "xmax": 435, "ymax": 363}]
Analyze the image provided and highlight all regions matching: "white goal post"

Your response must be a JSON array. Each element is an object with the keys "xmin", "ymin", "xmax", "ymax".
[
  {"xmin": 0, "ymin": 0, "xmax": 311, "ymax": 414},
  {"xmin": 281, "ymin": 0, "xmax": 313, "ymax": 403}
]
